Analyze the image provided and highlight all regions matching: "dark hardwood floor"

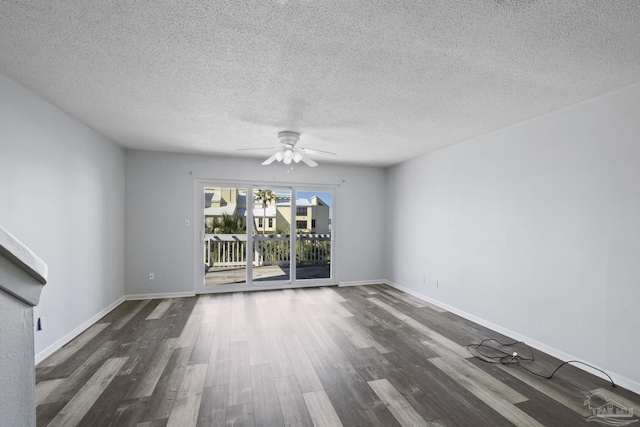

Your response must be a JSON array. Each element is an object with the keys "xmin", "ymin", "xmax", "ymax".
[{"xmin": 35, "ymin": 284, "xmax": 640, "ymax": 426}]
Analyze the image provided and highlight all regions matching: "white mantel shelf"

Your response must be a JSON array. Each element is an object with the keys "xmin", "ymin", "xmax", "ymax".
[{"xmin": 0, "ymin": 226, "xmax": 47, "ymax": 306}]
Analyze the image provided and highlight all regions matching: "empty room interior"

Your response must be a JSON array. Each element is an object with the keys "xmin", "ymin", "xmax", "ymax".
[{"xmin": 2, "ymin": 2, "xmax": 640, "ymax": 426}]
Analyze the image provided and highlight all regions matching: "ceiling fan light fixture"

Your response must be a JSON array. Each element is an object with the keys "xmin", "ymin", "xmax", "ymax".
[
  {"xmin": 275, "ymin": 151, "xmax": 284, "ymax": 162},
  {"xmin": 283, "ymin": 149, "xmax": 293, "ymax": 164},
  {"xmin": 292, "ymin": 151, "xmax": 302, "ymax": 163}
]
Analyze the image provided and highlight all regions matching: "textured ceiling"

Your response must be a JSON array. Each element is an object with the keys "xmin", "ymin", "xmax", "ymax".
[{"xmin": 1, "ymin": 1, "xmax": 640, "ymax": 167}]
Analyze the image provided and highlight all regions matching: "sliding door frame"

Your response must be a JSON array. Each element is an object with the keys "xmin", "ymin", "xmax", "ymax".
[{"xmin": 194, "ymin": 178, "xmax": 337, "ymax": 294}]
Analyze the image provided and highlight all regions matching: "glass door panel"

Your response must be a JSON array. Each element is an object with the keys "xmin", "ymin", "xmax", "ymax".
[
  {"xmin": 203, "ymin": 186, "xmax": 249, "ymax": 286},
  {"xmin": 295, "ymin": 189, "xmax": 332, "ymax": 281},
  {"xmin": 252, "ymin": 188, "xmax": 292, "ymax": 283}
]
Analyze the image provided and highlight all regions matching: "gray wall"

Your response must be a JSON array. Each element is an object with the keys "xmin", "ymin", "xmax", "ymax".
[
  {"xmin": 0, "ymin": 73, "xmax": 126, "ymax": 361},
  {"xmin": 386, "ymin": 83, "xmax": 640, "ymax": 391},
  {"xmin": 125, "ymin": 150, "xmax": 387, "ymax": 295}
]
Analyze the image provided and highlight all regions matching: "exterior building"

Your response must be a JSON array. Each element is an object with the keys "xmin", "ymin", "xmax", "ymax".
[
  {"xmin": 273, "ymin": 195, "xmax": 330, "ymax": 234},
  {"xmin": 204, "ymin": 188, "xmax": 248, "ymax": 231}
]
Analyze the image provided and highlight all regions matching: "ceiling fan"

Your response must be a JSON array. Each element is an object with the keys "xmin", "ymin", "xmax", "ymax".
[{"xmin": 238, "ymin": 131, "xmax": 337, "ymax": 167}]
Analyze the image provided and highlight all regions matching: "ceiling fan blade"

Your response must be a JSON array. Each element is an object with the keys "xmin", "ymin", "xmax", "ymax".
[
  {"xmin": 298, "ymin": 153, "xmax": 318, "ymax": 167},
  {"xmin": 261, "ymin": 152, "xmax": 280, "ymax": 165},
  {"xmin": 237, "ymin": 146, "xmax": 279, "ymax": 151},
  {"xmin": 299, "ymin": 147, "xmax": 337, "ymax": 158}
]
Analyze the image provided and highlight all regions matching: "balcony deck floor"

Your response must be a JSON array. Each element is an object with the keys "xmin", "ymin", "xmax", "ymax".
[{"xmin": 204, "ymin": 264, "xmax": 331, "ymax": 286}]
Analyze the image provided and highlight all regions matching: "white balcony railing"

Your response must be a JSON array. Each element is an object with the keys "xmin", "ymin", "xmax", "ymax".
[{"xmin": 204, "ymin": 233, "xmax": 330, "ymax": 268}]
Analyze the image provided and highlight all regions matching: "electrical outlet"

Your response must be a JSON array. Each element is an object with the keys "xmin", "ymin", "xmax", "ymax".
[{"xmin": 149, "ymin": 272, "xmax": 155, "ymax": 280}]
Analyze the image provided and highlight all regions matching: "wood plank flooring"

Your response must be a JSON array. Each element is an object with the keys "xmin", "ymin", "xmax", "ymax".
[{"xmin": 36, "ymin": 284, "xmax": 640, "ymax": 426}]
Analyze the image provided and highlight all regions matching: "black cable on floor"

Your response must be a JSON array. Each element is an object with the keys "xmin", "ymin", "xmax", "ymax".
[{"xmin": 466, "ymin": 338, "xmax": 616, "ymax": 387}]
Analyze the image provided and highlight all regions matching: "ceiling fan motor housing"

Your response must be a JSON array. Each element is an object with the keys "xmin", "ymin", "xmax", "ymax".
[{"xmin": 278, "ymin": 131, "xmax": 300, "ymax": 146}]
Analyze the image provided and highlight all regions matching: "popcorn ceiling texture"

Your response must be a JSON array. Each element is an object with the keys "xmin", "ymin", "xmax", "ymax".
[{"xmin": 1, "ymin": 1, "xmax": 639, "ymax": 166}]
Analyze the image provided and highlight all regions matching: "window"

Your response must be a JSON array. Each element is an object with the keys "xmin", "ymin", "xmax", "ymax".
[
  {"xmin": 268, "ymin": 218, "xmax": 273, "ymax": 228},
  {"xmin": 257, "ymin": 218, "xmax": 263, "ymax": 227},
  {"xmin": 296, "ymin": 220, "xmax": 307, "ymax": 229},
  {"xmin": 311, "ymin": 219, "xmax": 316, "ymax": 229},
  {"xmin": 296, "ymin": 206, "xmax": 307, "ymax": 216}
]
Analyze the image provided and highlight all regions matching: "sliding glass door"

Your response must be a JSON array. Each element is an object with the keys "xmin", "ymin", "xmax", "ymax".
[
  {"xmin": 196, "ymin": 181, "xmax": 334, "ymax": 293},
  {"xmin": 294, "ymin": 189, "xmax": 332, "ymax": 282},
  {"xmin": 202, "ymin": 186, "xmax": 249, "ymax": 286},
  {"xmin": 252, "ymin": 187, "xmax": 291, "ymax": 284}
]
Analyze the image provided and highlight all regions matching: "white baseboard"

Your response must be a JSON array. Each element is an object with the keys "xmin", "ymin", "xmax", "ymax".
[
  {"xmin": 125, "ymin": 291, "xmax": 195, "ymax": 300},
  {"xmin": 384, "ymin": 280, "xmax": 640, "ymax": 396},
  {"xmin": 338, "ymin": 279, "xmax": 386, "ymax": 287},
  {"xmin": 35, "ymin": 296, "xmax": 125, "ymax": 365}
]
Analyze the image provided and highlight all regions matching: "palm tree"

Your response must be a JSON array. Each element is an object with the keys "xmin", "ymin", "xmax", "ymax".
[
  {"xmin": 254, "ymin": 189, "xmax": 275, "ymax": 234},
  {"xmin": 212, "ymin": 214, "xmax": 245, "ymax": 234}
]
